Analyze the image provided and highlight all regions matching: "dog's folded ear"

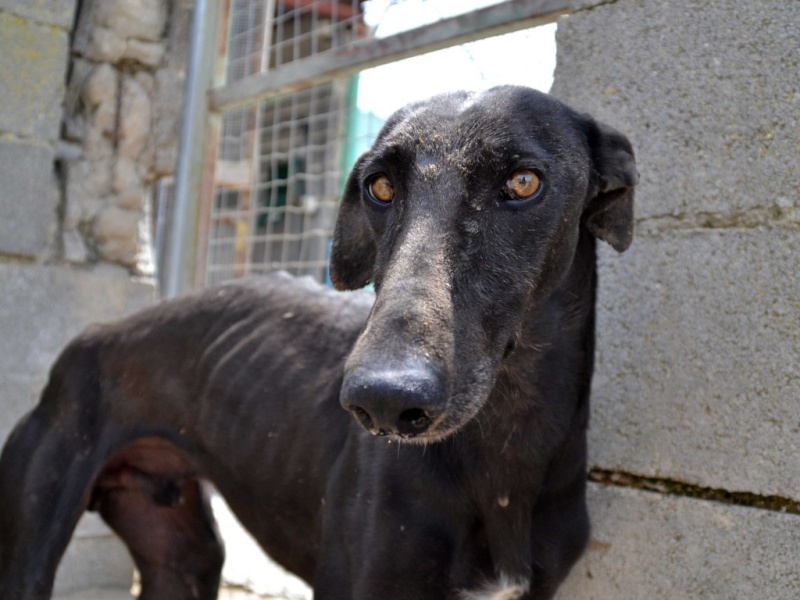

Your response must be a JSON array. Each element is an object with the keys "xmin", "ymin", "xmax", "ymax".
[
  {"xmin": 329, "ymin": 155, "xmax": 376, "ymax": 290},
  {"xmin": 585, "ymin": 121, "xmax": 639, "ymax": 252}
]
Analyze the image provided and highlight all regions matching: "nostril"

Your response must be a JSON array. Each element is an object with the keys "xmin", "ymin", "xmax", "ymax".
[
  {"xmin": 397, "ymin": 408, "xmax": 432, "ymax": 435},
  {"xmin": 349, "ymin": 405, "xmax": 374, "ymax": 431},
  {"xmin": 503, "ymin": 338, "xmax": 517, "ymax": 359}
]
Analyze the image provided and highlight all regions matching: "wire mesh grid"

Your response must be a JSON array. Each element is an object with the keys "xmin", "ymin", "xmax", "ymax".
[
  {"xmin": 200, "ymin": 0, "xmax": 554, "ymax": 289},
  {"xmin": 207, "ymin": 82, "xmax": 348, "ymax": 285},
  {"xmin": 226, "ymin": 0, "xmax": 269, "ymax": 83},
  {"xmin": 205, "ymin": 0, "xmax": 371, "ymax": 286},
  {"xmin": 226, "ymin": 0, "xmax": 366, "ymax": 77}
]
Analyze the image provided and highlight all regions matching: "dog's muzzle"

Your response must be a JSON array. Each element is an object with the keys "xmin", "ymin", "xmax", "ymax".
[{"xmin": 340, "ymin": 364, "xmax": 449, "ymax": 439}]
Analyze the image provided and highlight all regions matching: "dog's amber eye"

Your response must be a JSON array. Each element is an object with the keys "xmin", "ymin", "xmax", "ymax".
[
  {"xmin": 505, "ymin": 169, "xmax": 541, "ymax": 200},
  {"xmin": 368, "ymin": 175, "xmax": 394, "ymax": 203}
]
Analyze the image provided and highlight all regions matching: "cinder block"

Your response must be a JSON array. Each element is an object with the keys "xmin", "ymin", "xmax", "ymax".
[
  {"xmin": 552, "ymin": 0, "xmax": 800, "ymax": 221},
  {"xmin": 0, "ymin": 139, "xmax": 59, "ymax": 257},
  {"xmin": 555, "ymin": 483, "xmax": 800, "ymax": 599},
  {"xmin": 0, "ymin": 12, "xmax": 70, "ymax": 139},
  {"xmin": 153, "ymin": 67, "xmax": 186, "ymax": 174},
  {"xmin": 0, "ymin": 263, "xmax": 154, "ymax": 442},
  {"xmin": 0, "ymin": 0, "xmax": 77, "ymax": 29},
  {"xmin": 165, "ymin": 0, "xmax": 193, "ymax": 68},
  {"xmin": 589, "ymin": 228, "xmax": 800, "ymax": 500},
  {"xmin": 53, "ymin": 522, "xmax": 133, "ymax": 597}
]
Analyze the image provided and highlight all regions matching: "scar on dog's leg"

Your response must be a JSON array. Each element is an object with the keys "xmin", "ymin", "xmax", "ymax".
[{"xmin": 92, "ymin": 438, "xmax": 225, "ymax": 600}]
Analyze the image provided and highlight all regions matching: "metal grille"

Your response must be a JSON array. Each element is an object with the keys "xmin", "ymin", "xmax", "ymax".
[
  {"xmin": 194, "ymin": 0, "xmax": 563, "ymax": 289},
  {"xmin": 204, "ymin": 0, "xmax": 363, "ymax": 286},
  {"xmin": 226, "ymin": 0, "xmax": 365, "ymax": 75},
  {"xmin": 208, "ymin": 82, "xmax": 347, "ymax": 284}
]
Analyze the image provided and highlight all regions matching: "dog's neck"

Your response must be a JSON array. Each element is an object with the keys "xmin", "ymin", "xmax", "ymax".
[
  {"xmin": 454, "ymin": 228, "xmax": 597, "ymax": 483},
  {"xmin": 438, "ymin": 231, "xmax": 597, "ymax": 587},
  {"xmin": 495, "ymin": 227, "xmax": 596, "ymax": 418}
]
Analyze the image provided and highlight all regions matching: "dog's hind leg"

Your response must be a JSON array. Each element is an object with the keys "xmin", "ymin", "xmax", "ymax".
[
  {"xmin": 0, "ymin": 410, "xmax": 105, "ymax": 599},
  {"xmin": 92, "ymin": 438, "xmax": 225, "ymax": 600},
  {"xmin": 0, "ymin": 340, "xmax": 118, "ymax": 599}
]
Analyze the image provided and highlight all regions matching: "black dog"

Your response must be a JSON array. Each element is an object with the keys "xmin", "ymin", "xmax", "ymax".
[{"xmin": 0, "ymin": 86, "xmax": 636, "ymax": 600}]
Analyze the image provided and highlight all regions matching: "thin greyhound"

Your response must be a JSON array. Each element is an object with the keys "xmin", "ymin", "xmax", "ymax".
[{"xmin": 0, "ymin": 86, "xmax": 637, "ymax": 600}]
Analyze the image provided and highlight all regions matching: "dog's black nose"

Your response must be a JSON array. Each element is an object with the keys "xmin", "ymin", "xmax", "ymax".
[{"xmin": 340, "ymin": 365, "xmax": 448, "ymax": 438}]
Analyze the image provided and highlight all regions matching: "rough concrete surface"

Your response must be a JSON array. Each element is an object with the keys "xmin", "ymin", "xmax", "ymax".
[
  {"xmin": 0, "ymin": 263, "xmax": 154, "ymax": 441},
  {"xmin": 96, "ymin": 0, "xmax": 168, "ymax": 44},
  {"xmin": 62, "ymin": 0, "xmax": 183, "ymax": 271},
  {"xmin": 54, "ymin": 533, "xmax": 134, "ymax": 598},
  {"xmin": 0, "ymin": 139, "xmax": 59, "ymax": 257},
  {"xmin": 552, "ymin": 0, "xmax": 800, "ymax": 222},
  {"xmin": 555, "ymin": 483, "xmax": 800, "ymax": 599},
  {"xmin": 0, "ymin": 0, "xmax": 77, "ymax": 29},
  {"xmin": 552, "ymin": 0, "xmax": 800, "ymax": 496},
  {"xmin": 550, "ymin": 1, "xmax": 800, "ymax": 596},
  {"xmin": 588, "ymin": 227, "xmax": 800, "ymax": 500},
  {"xmin": 0, "ymin": 12, "xmax": 69, "ymax": 140}
]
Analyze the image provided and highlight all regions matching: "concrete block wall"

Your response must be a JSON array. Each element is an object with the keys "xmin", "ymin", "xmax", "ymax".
[
  {"xmin": 64, "ymin": 0, "xmax": 191, "ymax": 268},
  {"xmin": 551, "ymin": 0, "xmax": 800, "ymax": 597},
  {"xmin": 0, "ymin": 4, "xmax": 66, "ymax": 258},
  {"xmin": 0, "ymin": 0, "xmax": 191, "ymax": 595}
]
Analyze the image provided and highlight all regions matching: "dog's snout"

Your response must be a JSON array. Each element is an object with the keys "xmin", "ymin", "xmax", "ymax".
[{"xmin": 341, "ymin": 365, "xmax": 448, "ymax": 438}]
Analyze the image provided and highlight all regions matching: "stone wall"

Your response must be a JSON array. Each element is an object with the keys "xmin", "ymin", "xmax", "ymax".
[
  {"xmin": 64, "ymin": 0, "xmax": 191, "ymax": 269},
  {"xmin": 551, "ymin": 0, "xmax": 800, "ymax": 597},
  {"xmin": 0, "ymin": 0, "xmax": 192, "ymax": 594}
]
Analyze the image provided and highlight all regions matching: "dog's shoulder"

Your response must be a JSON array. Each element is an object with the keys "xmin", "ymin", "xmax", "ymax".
[{"xmin": 218, "ymin": 271, "xmax": 374, "ymax": 312}]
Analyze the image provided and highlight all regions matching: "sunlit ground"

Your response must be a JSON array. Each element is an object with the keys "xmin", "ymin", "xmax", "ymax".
[{"xmin": 211, "ymin": 494, "xmax": 312, "ymax": 599}]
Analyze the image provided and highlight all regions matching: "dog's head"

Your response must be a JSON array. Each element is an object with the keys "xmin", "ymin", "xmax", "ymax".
[{"xmin": 331, "ymin": 86, "xmax": 637, "ymax": 442}]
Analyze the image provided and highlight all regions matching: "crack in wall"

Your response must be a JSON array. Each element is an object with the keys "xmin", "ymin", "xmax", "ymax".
[
  {"xmin": 635, "ymin": 205, "xmax": 800, "ymax": 235},
  {"xmin": 589, "ymin": 468, "xmax": 800, "ymax": 516}
]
